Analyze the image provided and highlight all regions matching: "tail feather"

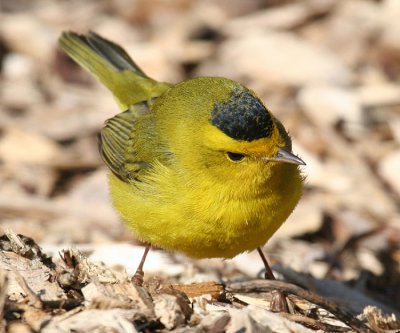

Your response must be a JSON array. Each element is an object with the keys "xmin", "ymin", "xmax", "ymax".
[
  {"xmin": 59, "ymin": 31, "xmax": 170, "ymax": 109},
  {"xmin": 76, "ymin": 31, "xmax": 148, "ymax": 75}
]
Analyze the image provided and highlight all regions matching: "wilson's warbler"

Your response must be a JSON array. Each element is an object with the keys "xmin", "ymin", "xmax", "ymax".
[{"xmin": 59, "ymin": 32, "xmax": 305, "ymax": 292}]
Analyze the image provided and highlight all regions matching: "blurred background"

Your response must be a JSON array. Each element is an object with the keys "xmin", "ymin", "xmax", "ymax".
[{"xmin": 0, "ymin": 0, "xmax": 399, "ymax": 310}]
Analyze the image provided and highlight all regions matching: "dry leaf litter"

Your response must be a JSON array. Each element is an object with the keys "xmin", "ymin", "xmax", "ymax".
[{"xmin": 0, "ymin": 0, "xmax": 400, "ymax": 332}]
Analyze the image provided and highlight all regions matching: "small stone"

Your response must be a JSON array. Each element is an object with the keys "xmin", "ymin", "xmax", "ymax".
[
  {"xmin": 225, "ymin": 308, "xmax": 265, "ymax": 333},
  {"xmin": 247, "ymin": 305, "xmax": 315, "ymax": 333},
  {"xmin": 199, "ymin": 312, "xmax": 230, "ymax": 333},
  {"xmin": 153, "ymin": 289, "xmax": 192, "ymax": 330},
  {"xmin": 41, "ymin": 309, "xmax": 139, "ymax": 333}
]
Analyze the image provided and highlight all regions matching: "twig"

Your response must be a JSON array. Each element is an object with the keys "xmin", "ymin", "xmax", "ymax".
[
  {"xmin": 227, "ymin": 279, "xmax": 374, "ymax": 333},
  {"xmin": 4, "ymin": 229, "xmax": 30, "ymax": 256},
  {"xmin": 42, "ymin": 298, "xmax": 84, "ymax": 311},
  {"xmin": 12, "ymin": 269, "xmax": 83, "ymax": 312},
  {"xmin": 281, "ymin": 313, "xmax": 351, "ymax": 332},
  {"xmin": 12, "ymin": 270, "xmax": 42, "ymax": 309}
]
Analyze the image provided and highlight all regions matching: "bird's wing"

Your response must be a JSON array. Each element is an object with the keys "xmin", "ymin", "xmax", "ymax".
[{"xmin": 98, "ymin": 102, "xmax": 151, "ymax": 182}]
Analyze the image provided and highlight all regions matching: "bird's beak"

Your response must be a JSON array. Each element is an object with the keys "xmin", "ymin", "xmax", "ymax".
[{"xmin": 262, "ymin": 147, "xmax": 306, "ymax": 165}]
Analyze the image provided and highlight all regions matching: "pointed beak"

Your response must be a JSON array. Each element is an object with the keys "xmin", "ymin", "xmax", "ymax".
[{"xmin": 262, "ymin": 147, "xmax": 306, "ymax": 165}]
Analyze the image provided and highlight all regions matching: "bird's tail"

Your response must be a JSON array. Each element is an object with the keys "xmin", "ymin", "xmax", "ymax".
[{"xmin": 59, "ymin": 31, "xmax": 171, "ymax": 110}]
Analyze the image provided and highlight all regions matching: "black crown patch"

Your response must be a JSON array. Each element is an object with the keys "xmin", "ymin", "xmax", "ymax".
[{"xmin": 210, "ymin": 89, "xmax": 274, "ymax": 141}]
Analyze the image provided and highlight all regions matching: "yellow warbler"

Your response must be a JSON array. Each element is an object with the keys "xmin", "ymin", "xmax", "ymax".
[{"xmin": 59, "ymin": 32, "xmax": 305, "ymax": 294}]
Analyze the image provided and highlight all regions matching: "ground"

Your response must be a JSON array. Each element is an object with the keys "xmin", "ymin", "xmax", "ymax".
[{"xmin": 0, "ymin": 0, "xmax": 399, "ymax": 332}]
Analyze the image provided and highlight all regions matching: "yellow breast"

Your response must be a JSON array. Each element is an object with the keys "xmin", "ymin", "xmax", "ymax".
[{"xmin": 108, "ymin": 160, "xmax": 303, "ymax": 259}]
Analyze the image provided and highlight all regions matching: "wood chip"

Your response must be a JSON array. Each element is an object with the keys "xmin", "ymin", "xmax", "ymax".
[
  {"xmin": 41, "ymin": 309, "xmax": 140, "ymax": 333},
  {"xmin": 363, "ymin": 306, "xmax": 400, "ymax": 333},
  {"xmin": 171, "ymin": 282, "xmax": 224, "ymax": 300}
]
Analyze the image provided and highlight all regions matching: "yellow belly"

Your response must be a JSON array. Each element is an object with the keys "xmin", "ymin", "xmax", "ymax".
[{"xmin": 108, "ymin": 163, "xmax": 303, "ymax": 259}]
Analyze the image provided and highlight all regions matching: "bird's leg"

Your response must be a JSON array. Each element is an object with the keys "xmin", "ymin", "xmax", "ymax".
[
  {"xmin": 132, "ymin": 244, "xmax": 150, "ymax": 286},
  {"xmin": 257, "ymin": 247, "xmax": 290, "ymax": 313}
]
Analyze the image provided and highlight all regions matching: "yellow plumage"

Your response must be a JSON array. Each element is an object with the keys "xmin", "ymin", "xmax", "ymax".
[{"xmin": 59, "ymin": 31, "xmax": 304, "ymax": 260}]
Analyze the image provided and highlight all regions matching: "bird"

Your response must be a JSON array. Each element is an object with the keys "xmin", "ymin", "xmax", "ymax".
[{"xmin": 59, "ymin": 31, "xmax": 305, "ymax": 311}]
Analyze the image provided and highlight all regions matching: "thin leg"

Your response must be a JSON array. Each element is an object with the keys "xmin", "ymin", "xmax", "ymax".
[
  {"xmin": 257, "ymin": 247, "xmax": 289, "ymax": 313},
  {"xmin": 132, "ymin": 244, "xmax": 150, "ymax": 286},
  {"xmin": 257, "ymin": 247, "xmax": 276, "ymax": 280}
]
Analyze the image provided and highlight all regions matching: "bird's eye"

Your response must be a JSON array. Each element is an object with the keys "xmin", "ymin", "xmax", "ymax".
[{"xmin": 226, "ymin": 152, "xmax": 245, "ymax": 162}]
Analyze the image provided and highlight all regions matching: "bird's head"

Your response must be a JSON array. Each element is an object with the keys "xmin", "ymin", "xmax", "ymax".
[{"xmin": 155, "ymin": 77, "xmax": 305, "ymax": 184}]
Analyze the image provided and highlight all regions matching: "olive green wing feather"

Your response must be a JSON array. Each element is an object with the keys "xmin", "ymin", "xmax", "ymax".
[
  {"xmin": 59, "ymin": 31, "xmax": 171, "ymax": 110},
  {"xmin": 98, "ymin": 103, "xmax": 151, "ymax": 182}
]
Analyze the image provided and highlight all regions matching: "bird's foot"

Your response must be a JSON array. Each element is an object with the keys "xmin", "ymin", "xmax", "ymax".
[
  {"xmin": 257, "ymin": 247, "xmax": 291, "ymax": 313},
  {"xmin": 131, "ymin": 245, "xmax": 150, "ymax": 286},
  {"xmin": 271, "ymin": 289, "xmax": 290, "ymax": 313},
  {"xmin": 131, "ymin": 269, "xmax": 144, "ymax": 286}
]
